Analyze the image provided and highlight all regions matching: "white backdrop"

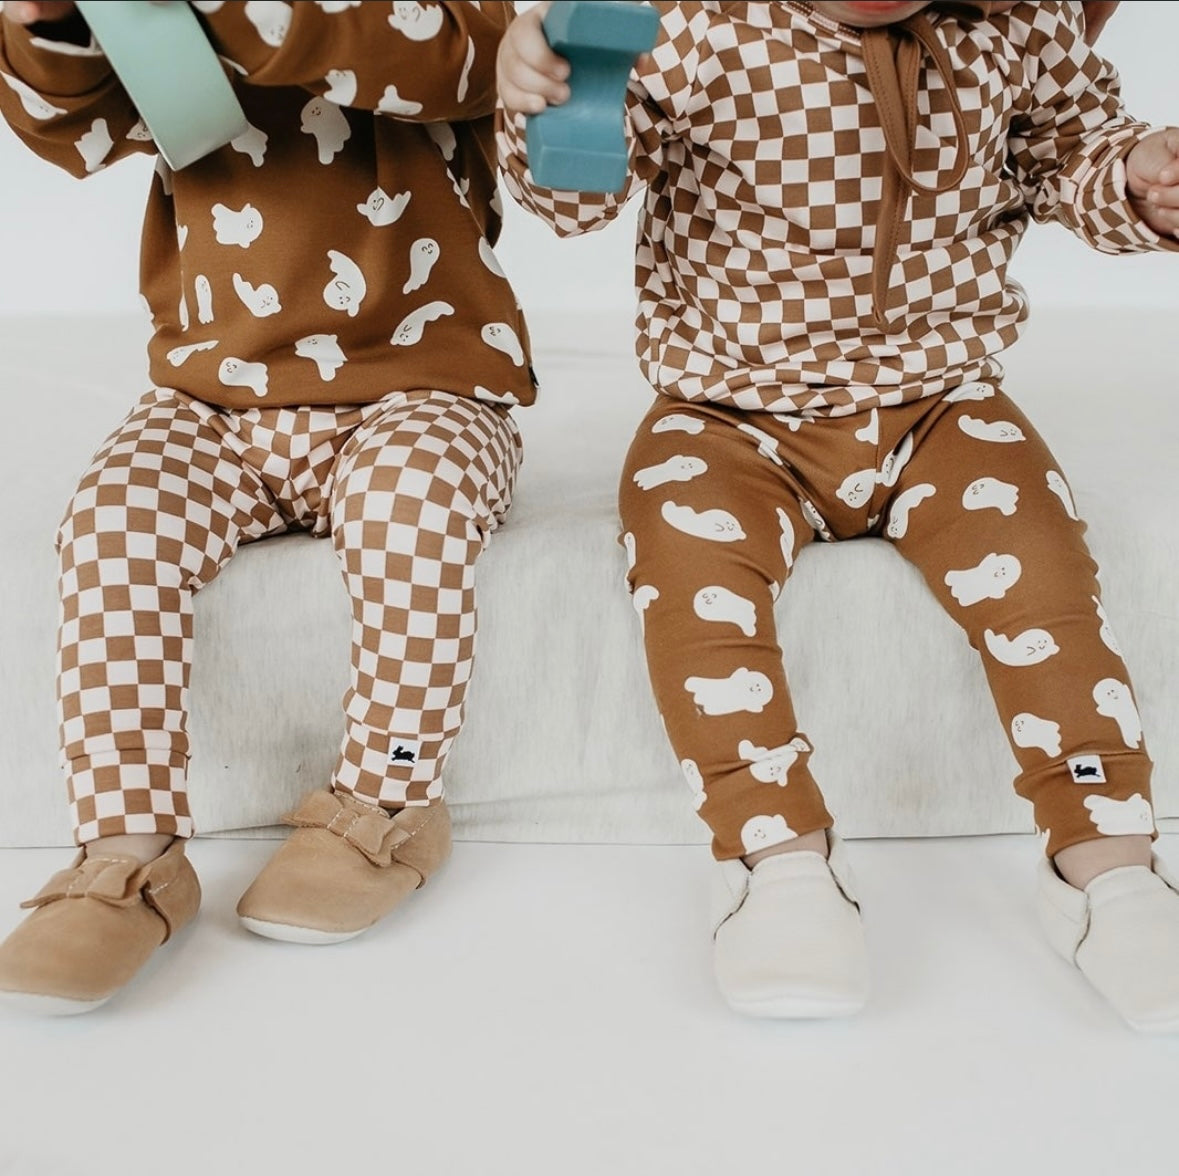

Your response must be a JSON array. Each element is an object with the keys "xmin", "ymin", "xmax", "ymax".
[{"xmin": 0, "ymin": 1, "xmax": 1175, "ymax": 319}]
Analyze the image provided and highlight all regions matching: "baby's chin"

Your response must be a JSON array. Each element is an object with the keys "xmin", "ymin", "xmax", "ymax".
[{"xmin": 809, "ymin": 1, "xmax": 933, "ymax": 27}]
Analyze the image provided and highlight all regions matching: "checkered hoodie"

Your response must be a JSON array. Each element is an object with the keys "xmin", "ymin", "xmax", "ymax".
[
  {"xmin": 499, "ymin": 1, "xmax": 1171, "ymax": 416},
  {"xmin": 0, "ymin": 1, "xmax": 535, "ymax": 411}
]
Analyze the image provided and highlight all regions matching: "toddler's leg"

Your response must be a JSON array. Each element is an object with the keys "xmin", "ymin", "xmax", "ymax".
[
  {"xmin": 236, "ymin": 391, "xmax": 521, "ymax": 944},
  {"xmin": 619, "ymin": 399, "xmax": 866, "ymax": 1018},
  {"xmin": 0, "ymin": 390, "xmax": 282, "ymax": 1013},
  {"xmin": 886, "ymin": 387, "xmax": 1179, "ymax": 1029}
]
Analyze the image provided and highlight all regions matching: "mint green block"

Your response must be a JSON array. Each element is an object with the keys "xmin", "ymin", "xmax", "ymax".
[{"xmin": 75, "ymin": 0, "xmax": 249, "ymax": 171}]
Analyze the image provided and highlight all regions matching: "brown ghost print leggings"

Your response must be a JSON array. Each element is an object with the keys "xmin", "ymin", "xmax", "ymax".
[
  {"xmin": 56, "ymin": 386, "xmax": 520, "ymax": 845},
  {"xmin": 618, "ymin": 384, "xmax": 1154, "ymax": 862}
]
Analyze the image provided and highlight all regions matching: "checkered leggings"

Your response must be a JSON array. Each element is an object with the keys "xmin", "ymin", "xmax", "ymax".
[{"xmin": 56, "ymin": 387, "xmax": 521, "ymax": 844}]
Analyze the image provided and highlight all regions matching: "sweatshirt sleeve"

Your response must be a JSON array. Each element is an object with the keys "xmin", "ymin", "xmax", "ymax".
[
  {"xmin": 496, "ymin": 1, "xmax": 708, "ymax": 238},
  {"xmin": 195, "ymin": 0, "xmax": 511, "ymax": 122},
  {"xmin": 1005, "ymin": 1, "xmax": 1177, "ymax": 255},
  {"xmin": 0, "ymin": 14, "xmax": 153, "ymax": 178}
]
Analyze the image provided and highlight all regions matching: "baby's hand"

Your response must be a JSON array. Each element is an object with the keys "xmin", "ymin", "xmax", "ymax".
[
  {"xmin": 496, "ymin": 1, "xmax": 571, "ymax": 116},
  {"xmin": 1127, "ymin": 129, "xmax": 1179, "ymax": 239},
  {"xmin": 2, "ymin": 1, "xmax": 77, "ymax": 24}
]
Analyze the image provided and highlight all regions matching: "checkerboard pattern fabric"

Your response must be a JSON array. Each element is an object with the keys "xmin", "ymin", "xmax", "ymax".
[
  {"xmin": 499, "ymin": 1, "xmax": 1170, "ymax": 416},
  {"xmin": 57, "ymin": 387, "xmax": 520, "ymax": 844}
]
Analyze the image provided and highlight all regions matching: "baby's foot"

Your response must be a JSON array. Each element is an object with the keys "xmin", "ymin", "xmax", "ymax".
[
  {"xmin": 712, "ymin": 832, "xmax": 868, "ymax": 1018},
  {"xmin": 1038, "ymin": 855, "xmax": 1179, "ymax": 1031}
]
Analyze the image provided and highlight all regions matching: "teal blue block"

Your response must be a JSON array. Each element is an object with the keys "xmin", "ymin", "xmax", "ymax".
[
  {"xmin": 526, "ymin": 0, "xmax": 659, "ymax": 194},
  {"xmin": 75, "ymin": 0, "xmax": 249, "ymax": 171}
]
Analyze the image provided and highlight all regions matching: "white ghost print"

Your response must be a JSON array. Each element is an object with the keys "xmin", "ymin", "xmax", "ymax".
[
  {"xmin": 984, "ymin": 627, "xmax": 1060, "ymax": 667},
  {"xmin": 295, "ymin": 334, "xmax": 346, "ymax": 381},
  {"xmin": 958, "ymin": 416, "xmax": 1026, "ymax": 443},
  {"xmin": 473, "ymin": 387, "xmax": 520, "ymax": 406},
  {"xmin": 377, "ymin": 85, "xmax": 424, "ymax": 117},
  {"xmin": 232, "ymin": 273, "xmax": 282, "ymax": 317},
  {"xmin": 1092, "ymin": 678, "xmax": 1143, "ymax": 748},
  {"xmin": 481, "ymin": 323, "xmax": 525, "ymax": 366},
  {"xmin": 126, "ymin": 119, "xmax": 153, "ymax": 143},
  {"xmin": 323, "ymin": 69, "xmax": 357, "ymax": 106},
  {"xmin": 799, "ymin": 497, "xmax": 831, "ymax": 538},
  {"xmin": 478, "ymin": 237, "xmax": 506, "ymax": 277},
  {"xmin": 1010, "ymin": 713, "xmax": 1062, "ymax": 757},
  {"xmin": 1, "ymin": 70, "xmax": 66, "ymax": 120},
  {"xmin": 194, "ymin": 275, "xmax": 214, "ymax": 324},
  {"xmin": 836, "ymin": 469, "xmax": 876, "ymax": 510},
  {"xmin": 179, "ymin": 289, "xmax": 190, "ymax": 332},
  {"xmin": 738, "ymin": 737, "xmax": 810, "ymax": 785},
  {"xmin": 776, "ymin": 507, "xmax": 795, "ymax": 571},
  {"xmin": 682, "ymin": 759, "xmax": 707, "ymax": 811},
  {"xmin": 944, "ymin": 552, "xmax": 1022, "ymax": 607},
  {"xmin": 1083, "ymin": 793, "xmax": 1154, "ymax": 837},
  {"xmin": 736, "ymin": 422, "xmax": 784, "ymax": 466},
  {"xmin": 885, "ymin": 483, "xmax": 936, "ymax": 540},
  {"xmin": 622, "ymin": 532, "xmax": 637, "ymax": 578},
  {"xmin": 388, "ymin": 1, "xmax": 444, "ymax": 40},
  {"xmin": 425, "ymin": 120, "xmax": 457, "ymax": 161},
  {"xmin": 457, "ymin": 35, "xmax": 476, "ymax": 102},
  {"xmin": 1045, "ymin": 470, "xmax": 1079, "ymax": 521},
  {"xmin": 877, "ymin": 432, "xmax": 913, "ymax": 489},
  {"xmin": 684, "ymin": 668, "xmax": 773, "ymax": 716},
  {"xmin": 357, "ymin": 187, "xmax": 410, "ymax": 227},
  {"xmin": 854, "ymin": 407, "xmax": 879, "ymax": 445},
  {"xmin": 632, "ymin": 584, "xmax": 660, "ymax": 631},
  {"xmin": 693, "ymin": 587, "xmax": 756, "ymax": 637},
  {"xmin": 741, "ymin": 814, "xmax": 798, "ymax": 855},
  {"xmin": 944, "ymin": 381, "xmax": 995, "ymax": 403},
  {"xmin": 314, "ymin": 0, "xmax": 361, "ymax": 10},
  {"xmin": 403, "ymin": 238, "xmax": 440, "ymax": 294},
  {"xmin": 155, "ymin": 156, "xmax": 174, "ymax": 195},
  {"xmin": 662, "ymin": 502, "xmax": 746, "ymax": 543},
  {"xmin": 76, "ymin": 118, "xmax": 113, "ymax": 173},
  {"xmin": 166, "ymin": 340, "xmax": 218, "ymax": 367},
  {"xmin": 230, "ymin": 122, "xmax": 268, "ymax": 166},
  {"xmin": 633, "ymin": 455, "xmax": 708, "ymax": 491},
  {"xmin": 391, "ymin": 301, "xmax": 455, "ymax": 346},
  {"xmin": 323, "ymin": 250, "xmax": 366, "ymax": 317},
  {"xmin": 218, "ymin": 356, "xmax": 269, "ymax": 398},
  {"xmin": 1092, "ymin": 595, "xmax": 1122, "ymax": 656},
  {"xmin": 212, "ymin": 202, "xmax": 263, "ymax": 248},
  {"xmin": 962, "ymin": 477, "xmax": 1018, "ymax": 516},
  {"xmin": 652, "ymin": 413, "xmax": 705, "ymax": 436},
  {"xmin": 176, "ymin": 224, "xmax": 189, "ymax": 250},
  {"xmin": 300, "ymin": 96, "xmax": 351, "ymax": 163},
  {"xmin": 244, "ymin": 1, "xmax": 292, "ymax": 46}
]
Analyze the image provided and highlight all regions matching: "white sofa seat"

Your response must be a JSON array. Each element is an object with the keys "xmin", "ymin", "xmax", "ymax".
[{"xmin": 2, "ymin": 310, "xmax": 1175, "ymax": 846}]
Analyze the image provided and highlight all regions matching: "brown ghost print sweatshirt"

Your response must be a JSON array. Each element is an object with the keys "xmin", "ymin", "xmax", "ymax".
[{"xmin": 0, "ymin": 0, "xmax": 535, "ymax": 411}]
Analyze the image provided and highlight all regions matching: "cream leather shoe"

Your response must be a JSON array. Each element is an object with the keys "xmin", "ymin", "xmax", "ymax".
[
  {"xmin": 1037, "ymin": 854, "xmax": 1179, "ymax": 1032},
  {"xmin": 712, "ymin": 831, "xmax": 869, "ymax": 1018}
]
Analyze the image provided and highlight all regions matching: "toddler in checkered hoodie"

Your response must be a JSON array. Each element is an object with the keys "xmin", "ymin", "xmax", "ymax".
[
  {"xmin": 0, "ymin": 0, "xmax": 532, "ymax": 1013},
  {"xmin": 498, "ymin": 0, "xmax": 1179, "ymax": 1030}
]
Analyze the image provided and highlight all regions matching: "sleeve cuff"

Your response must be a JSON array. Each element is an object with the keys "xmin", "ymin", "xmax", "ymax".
[{"xmin": 3, "ymin": 15, "xmax": 112, "ymax": 96}]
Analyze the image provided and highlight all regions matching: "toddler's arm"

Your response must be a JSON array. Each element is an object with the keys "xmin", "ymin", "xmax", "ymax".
[
  {"xmin": 0, "ymin": 1, "xmax": 154, "ymax": 178},
  {"xmin": 496, "ymin": 1, "xmax": 687, "ymax": 238},
  {"xmin": 1006, "ymin": 2, "xmax": 1179, "ymax": 255},
  {"xmin": 194, "ymin": 0, "xmax": 509, "ymax": 123}
]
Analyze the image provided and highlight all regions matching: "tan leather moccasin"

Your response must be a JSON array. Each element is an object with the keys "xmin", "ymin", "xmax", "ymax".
[
  {"xmin": 0, "ymin": 839, "xmax": 200, "ymax": 1014},
  {"xmin": 236, "ymin": 789, "xmax": 451, "ymax": 944}
]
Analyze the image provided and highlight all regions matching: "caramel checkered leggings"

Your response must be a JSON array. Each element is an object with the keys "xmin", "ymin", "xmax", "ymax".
[
  {"xmin": 618, "ymin": 385, "xmax": 1154, "ymax": 862},
  {"xmin": 57, "ymin": 387, "xmax": 521, "ymax": 844}
]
